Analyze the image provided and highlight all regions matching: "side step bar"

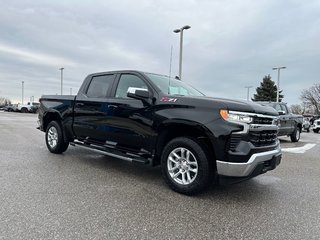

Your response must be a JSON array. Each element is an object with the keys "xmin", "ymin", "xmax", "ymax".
[{"xmin": 70, "ymin": 140, "xmax": 150, "ymax": 165}]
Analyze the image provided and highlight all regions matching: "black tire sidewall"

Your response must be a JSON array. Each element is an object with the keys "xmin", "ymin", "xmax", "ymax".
[
  {"xmin": 45, "ymin": 121, "xmax": 68, "ymax": 153},
  {"xmin": 291, "ymin": 127, "xmax": 300, "ymax": 142},
  {"xmin": 161, "ymin": 137, "xmax": 213, "ymax": 195}
]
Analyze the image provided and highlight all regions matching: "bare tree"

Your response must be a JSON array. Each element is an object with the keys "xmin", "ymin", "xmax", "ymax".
[
  {"xmin": 290, "ymin": 104, "xmax": 303, "ymax": 114},
  {"xmin": 301, "ymin": 84, "xmax": 320, "ymax": 115},
  {"xmin": 0, "ymin": 97, "xmax": 12, "ymax": 106}
]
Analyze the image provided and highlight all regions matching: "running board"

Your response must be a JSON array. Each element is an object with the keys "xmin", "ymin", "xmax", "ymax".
[{"xmin": 70, "ymin": 140, "xmax": 150, "ymax": 165}]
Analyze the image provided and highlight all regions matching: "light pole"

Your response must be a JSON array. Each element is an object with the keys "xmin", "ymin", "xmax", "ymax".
[
  {"xmin": 272, "ymin": 66, "xmax": 286, "ymax": 102},
  {"xmin": 59, "ymin": 67, "xmax": 64, "ymax": 95},
  {"xmin": 70, "ymin": 88, "xmax": 72, "ymax": 95},
  {"xmin": 22, "ymin": 81, "xmax": 24, "ymax": 104},
  {"xmin": 173, "ymin": 25, "xmax": 191, "ymax": 80},
  {"xmin": 245, "ymin": 86, "xmax": 253, "ymax": 101}
]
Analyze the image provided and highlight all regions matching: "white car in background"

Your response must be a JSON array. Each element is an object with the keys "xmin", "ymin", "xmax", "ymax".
[
  {"xmin": 17, "ymin": 102, "xmax": 40, "ymax": 113},
  {"xmin": 313, "ymin": 119, "xmax": 320, "ymax": 133},
  {"xmin": 303, "ymin": 118, "xmax": 311, "ymax": 132}
]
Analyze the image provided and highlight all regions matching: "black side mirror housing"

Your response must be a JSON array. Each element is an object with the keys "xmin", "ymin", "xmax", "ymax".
[{"xmin": 127, "ymin": 87, "xmax": 151, "ymax": 104}]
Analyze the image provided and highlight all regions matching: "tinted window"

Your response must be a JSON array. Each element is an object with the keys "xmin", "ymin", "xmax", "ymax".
[
  {"xmin": 281, "ymin": 104, "xmax": 289, "ymax": 114},
  {"xmin": 86, "ymin": 75, "xmax": 114, "ymax": 98},
  {"xmin": 275, "ymin": 104, "xmax": 282, "ymax": 112},
  {"xmin": 145, "ymin": 73, "xmax": 204, "ymax": 96},
  {"xmin": 115, "ymin": 74, "xmax": 148, "ymax": 98}
]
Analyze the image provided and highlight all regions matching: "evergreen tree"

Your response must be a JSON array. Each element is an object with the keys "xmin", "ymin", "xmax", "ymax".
[{"xmin": 252, "ymin": 75, "xmax": 283, "ymax": 102}]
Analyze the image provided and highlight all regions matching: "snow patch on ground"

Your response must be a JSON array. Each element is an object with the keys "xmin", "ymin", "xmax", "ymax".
[{"xmin": 281, "ymin": 143, "xmax": 316, "ymax": 154}]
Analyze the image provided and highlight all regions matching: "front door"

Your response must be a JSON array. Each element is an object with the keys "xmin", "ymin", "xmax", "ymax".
[{"xmin": 104, "ymin": 73, "xmax": 156, "ymax": 155}]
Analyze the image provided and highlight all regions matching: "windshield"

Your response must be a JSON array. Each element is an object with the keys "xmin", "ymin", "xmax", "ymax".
[{"xmin": 145, "ymin": 73, "xmax": 204, "ymax": 97}]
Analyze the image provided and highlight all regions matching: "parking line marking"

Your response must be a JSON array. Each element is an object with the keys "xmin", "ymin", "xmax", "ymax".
[{"xmin": 281, "ymin": 143, "xmax": 316, "ymax": 154}]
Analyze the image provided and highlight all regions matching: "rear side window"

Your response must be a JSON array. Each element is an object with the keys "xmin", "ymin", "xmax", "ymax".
[{"xmin": 86, "ymin": 75, "xmax": 114, "ymax": 98}]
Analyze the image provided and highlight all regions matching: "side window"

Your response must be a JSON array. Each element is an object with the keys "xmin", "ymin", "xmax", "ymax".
[
  {"xmin": 275, "ymin": 104, "xmax": 282, "ymax": 112},
  {"xmin": 86, "ymin": 75, "xmax": 114, "ymax": 98},
  {"xmin": 115, "ymin": 74, "xmax": 148, "ymax": 98},
  {"xmin": 280, "ymin": 104, "xmax": 288, "ymax": 114}
]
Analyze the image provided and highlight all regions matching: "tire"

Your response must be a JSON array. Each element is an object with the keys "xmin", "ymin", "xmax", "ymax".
[
  {"xmin": 290, "ymin": 127, "xmax": 301, "ymax": 142},
  {"xmin": 21, "ymin": 107, "xmax": 28, "ymax": 113},
  {"xmin": 161, "ymin": 137, "xmax": 214, "ymax": 195},
  {"xmin": 45, "ymin": 121, "xmax": 69, "ymax": 154},
  {"xmin": 314, "ymin": 129, "xmax": 319, "ymax": 133}
]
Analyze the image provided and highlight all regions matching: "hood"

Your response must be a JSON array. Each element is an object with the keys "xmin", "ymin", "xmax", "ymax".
[
  {"xmin": 210, "ymin": 97, "xmax": 279, "ymax": 116},
  {"xmin": 172, "ymin": 95, "xmax": 279, "ymax": 116}
]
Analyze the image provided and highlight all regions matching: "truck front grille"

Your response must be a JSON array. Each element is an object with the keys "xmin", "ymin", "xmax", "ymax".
[
  {"xmin": 252, "ymin": 116, "xmax": 274, "ymax": 125},
  {"xmin": 249, "ymin": 130, "xmax": 278, "ymax": 147}
]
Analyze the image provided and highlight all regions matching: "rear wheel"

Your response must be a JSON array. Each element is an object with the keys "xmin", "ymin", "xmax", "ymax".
[
  {"xmin": 161, "ymin": 137, "xmax": 214, "ymax": 195},
  {"xmin": 21, "ymin": 107, "xmax": 28, "ymax": 113},
  {"xmin": 314, "ymin": 129, "xmax": 319, "ymax": 133},
  {"xmin": 45, "ymin": 121, "xmax": 69, "ymax": 154},
  {"xmin": 290, "ymin": 126, "xmax": 301, "ymax": 142}
]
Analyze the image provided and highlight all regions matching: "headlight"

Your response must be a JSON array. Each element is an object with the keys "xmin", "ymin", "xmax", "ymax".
[{"xmin": 220, "ymin": 110, "xmax": 253, "ymax": 124}]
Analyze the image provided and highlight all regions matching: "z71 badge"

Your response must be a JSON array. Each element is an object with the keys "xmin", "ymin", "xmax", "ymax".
[{"xmin": 160, "ymin": 97, "xmax": 178, "ymax": 102}]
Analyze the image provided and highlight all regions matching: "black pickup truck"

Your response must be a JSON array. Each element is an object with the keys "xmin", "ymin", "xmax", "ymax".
[
  {"xmin": 38, "ymin": 70, "xmax": 281, "ymax": 195},
  {"xmin": 257, "ymin": 102, "xmax": 303, "ymax": 142}
]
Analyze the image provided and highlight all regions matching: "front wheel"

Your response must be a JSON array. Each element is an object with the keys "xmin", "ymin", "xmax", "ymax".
[
  {"xmin": 161, "ymin": 137, "xmax": 214, "ymax": 195},
  {"xmin": 45, "ymin": 121, "xmax": 69, "ymax": 154},
  {"xmin": 290, "ymin": 127, "xmax": 301, "ymax": 142},
  {"xmin": 314, "ymin": 129, "xmax": 319, "ymax": 133}
]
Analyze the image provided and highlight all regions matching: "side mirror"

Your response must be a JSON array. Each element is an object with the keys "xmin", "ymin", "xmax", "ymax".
[
  {"xmin": 278, "ymin": 110, "xmax": 285, "ymax": 115},
  {"xmin": 127, "ymin": 87, "xmax": 150, "ymax": 103}
]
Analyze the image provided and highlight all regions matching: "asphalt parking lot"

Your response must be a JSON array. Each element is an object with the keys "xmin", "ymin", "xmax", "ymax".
[{"xmin": 1, "ymin": 112, "xmax": 320, "ymax": 240}]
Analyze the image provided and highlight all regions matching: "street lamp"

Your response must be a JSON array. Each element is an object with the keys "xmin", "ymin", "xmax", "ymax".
[
  {"xmin": 272, "ymin": 66, "xmax": 286, "ymax": 102},
  {"xmin": 173, "ymin": 25, "xmax": 191, "ymax": 80},
  {"xmin": 244, "ymin": 86, "xmax": 253, "ymax": 101},
  {"xmin": 21, "ymin": 81, "xmax": 24, "ymax": 104},
  {"xmin": 59, "ymin": 67, "xmax": 64, "ymax": 95}
]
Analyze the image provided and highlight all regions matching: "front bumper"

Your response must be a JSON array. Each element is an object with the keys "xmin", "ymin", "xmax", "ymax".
[{"xmin": 216, "ymin": 144, "xmax": 281, "ymax": 177}]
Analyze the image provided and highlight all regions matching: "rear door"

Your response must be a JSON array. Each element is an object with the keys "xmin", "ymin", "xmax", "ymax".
[
  {"xmin": 72, "ymin": 74, "xmax": 116, "ymax": 143},
  {"xmin": 277, "ymin": 103, "xmax": 292, "ymax": 135}
]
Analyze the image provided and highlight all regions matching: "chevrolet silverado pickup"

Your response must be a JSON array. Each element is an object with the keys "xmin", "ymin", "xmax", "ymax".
[
  {"xmin": 257, "ymin": 102, "xmax": 303, "ymax": 142},
  {"xmin": 38, "ymin": 70, "xmax": 281, "ymax": 195}
]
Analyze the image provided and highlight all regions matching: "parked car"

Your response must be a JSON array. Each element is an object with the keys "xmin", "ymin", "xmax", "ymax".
[
  {"xmin": 29, "ymin": 103, "xmax": 40, "ymax": 113},
  {"xmin": 38, "ymin": 70, "xmax": 281, "ymax": 195},
  {"xmin": 303, "ymin": 118, "xmax": 311, "ymax": 132},
  {"xmin": 3, "ymin": 104, "xmax": 18, "ymax": 112},
  {"xmin": 256, "ymin": 102, "xmax": 303, "ymax": 142},
  {"xmin": 313, "ymin": 119, "xmax": 320, "ymax": 133},
  {"xmin": 17, "ymin": 102, "xmax": 40, "ymax": 113}
]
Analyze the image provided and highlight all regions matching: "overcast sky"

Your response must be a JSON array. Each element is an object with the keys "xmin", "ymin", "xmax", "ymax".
[{"xmin": 0, "ymin": 0, "xmax": 319, "ymax": 104}]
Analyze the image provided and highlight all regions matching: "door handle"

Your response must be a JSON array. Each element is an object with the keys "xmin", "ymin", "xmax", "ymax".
[
  {"xmin": 76, "ymin": 103, "xmax": 84, "ymax": 107},
  {"xmin": 108, "ymin": 105, "xmax": 118, "ymax": 109}
]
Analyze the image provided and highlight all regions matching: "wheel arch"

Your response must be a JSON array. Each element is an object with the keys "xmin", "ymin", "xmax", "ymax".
[
  {"xmin": 43, "ymin": 111, "xmax": 62, "ymax": 131},
  {"xmin": 155, "ymin": 120, "xmax": 216, "ymax": 167},
  {"xmin": 42, "ymin": 111, "xmax": 72, "ymax": 142}
]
